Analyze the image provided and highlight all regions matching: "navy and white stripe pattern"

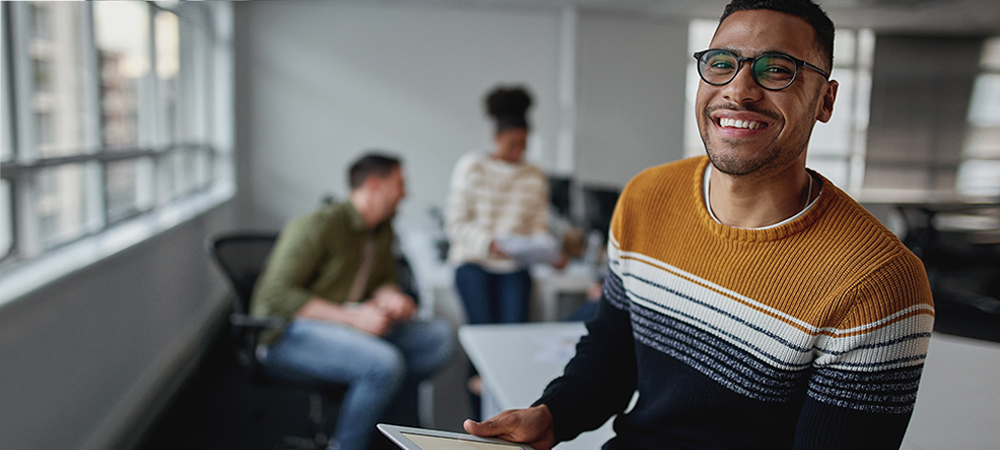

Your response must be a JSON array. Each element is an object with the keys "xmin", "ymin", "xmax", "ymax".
[{"xmin": 604, "ymin": 234, "xmax": 932, "ymax": 414}]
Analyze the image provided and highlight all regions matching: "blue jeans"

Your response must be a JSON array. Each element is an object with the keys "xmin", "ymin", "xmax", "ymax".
[
  {"xmin": 454, "ymin": 264, "xmax": 532, "ymax": 324},
  {"xmin": 260, "ymin": 318, "xmax": 454, "ymax": 450},
  {"xmin": 454, "ymin": 264, "xmax": 531, "ymax": 420}
]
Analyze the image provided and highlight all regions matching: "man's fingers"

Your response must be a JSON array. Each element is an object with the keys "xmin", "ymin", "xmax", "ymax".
[
  {"xmin": 464, "ymin": 414, "xmax": 512, "ymax": 437},
  {"xmin": 463, "ymin": 419, "xmax": 484, "ymax": 435},
  {"xmin": 465, "ymin": 412, "xmax": 526, "ymax": 440}
]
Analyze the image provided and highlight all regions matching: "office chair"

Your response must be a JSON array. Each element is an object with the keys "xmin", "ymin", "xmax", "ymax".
[{"xmin": 205, "ymin": 231, "xmax": 342, "ymax": 450}]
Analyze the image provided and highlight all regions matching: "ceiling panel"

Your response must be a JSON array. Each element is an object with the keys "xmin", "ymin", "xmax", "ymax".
[{"xmin": 396, "ymin": 0, "xmax": 1000, "ymax": 34}]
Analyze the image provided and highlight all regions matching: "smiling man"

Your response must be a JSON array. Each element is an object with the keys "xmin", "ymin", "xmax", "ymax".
[{"xmin": 464, "ymin": 1, "xmax": 935, "ymax": 449}]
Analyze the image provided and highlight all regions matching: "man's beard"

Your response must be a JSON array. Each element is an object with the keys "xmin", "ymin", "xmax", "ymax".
[{"xmin": 700, "ymin": 103, "xmax": 812, "ymax": 178}]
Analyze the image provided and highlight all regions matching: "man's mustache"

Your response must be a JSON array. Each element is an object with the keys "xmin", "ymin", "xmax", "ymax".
[{"xmin": 704, "ymin": 103, "xmax": 781, "ymax": 123}]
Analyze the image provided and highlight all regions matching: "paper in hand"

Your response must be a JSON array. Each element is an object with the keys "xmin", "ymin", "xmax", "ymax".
[{"xmin": 494, "ymin": 233, "xmax": 560, "ymax": 266}]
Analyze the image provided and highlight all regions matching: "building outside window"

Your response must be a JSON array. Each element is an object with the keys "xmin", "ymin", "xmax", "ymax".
[{"xmin": 0, "ymin": 1, "xmax": 232, "ymax": 272}]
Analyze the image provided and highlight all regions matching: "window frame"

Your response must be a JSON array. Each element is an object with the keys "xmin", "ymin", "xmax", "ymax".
[{"xmin": 0, "ymin": 1, "xmax": 234, "ymax": 299}]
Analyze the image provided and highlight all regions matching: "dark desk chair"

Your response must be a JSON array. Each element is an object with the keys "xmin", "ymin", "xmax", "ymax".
[{"xmin": 205, "ymin": 231, "xmax": 342, "ymax": 450}]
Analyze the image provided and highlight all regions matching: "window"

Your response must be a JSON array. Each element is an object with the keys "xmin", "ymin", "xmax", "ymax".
[
  {"xmin": 94, "ymin": 0, "xmax": 148, "ymax": 150},
  {"xmin": 685, "ymin": 20, "xmax": 875, "ymax": 193},
  {"xmin": 0, "ymin": 180, "xmax": 11, "ymax": 260},
  {"xmin": 28, "ymin": 2, "xmax": 89, "ymax": 158},
  {"xmin": 1, "ymin": 3, "xmax": 14, "ymax": 262},
  {"xmin": 957, "ymin": 36, "xmax": 1000, "ymax": 196},
  {"xmin": 863, "ymin": 35, "xmax": 995, "ymax": 195},
  {"xmin": 0, "ymin": 1, "xmax": 232, "ymax": 272},
  {"xmin": 805, "ymin": 29, "xmax": 875, "ymax": 193},
  {"xmin": 683, "ymin": 20, "xmax": 718, "ymax": 160}
]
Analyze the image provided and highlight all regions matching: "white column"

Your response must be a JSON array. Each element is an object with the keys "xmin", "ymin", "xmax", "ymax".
[{"xmin": 555, "ymin": 5, "xmax": 577, "ymax": 176}]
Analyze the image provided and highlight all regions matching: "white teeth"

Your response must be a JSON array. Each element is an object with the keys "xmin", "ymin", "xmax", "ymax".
[{"xmin": 719, "ymin": 118, "xmax": 765, "ymax": 130}]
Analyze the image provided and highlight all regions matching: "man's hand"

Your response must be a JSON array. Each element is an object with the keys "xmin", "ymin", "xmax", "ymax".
[
  {"xmin": 370, "ymin": 286, "xmax": 417, "ymax": 323},
  {"xmin": 295, "ymin": 297, "xmax": 392, "ymax": 336},
  {"xmin": 464, "ymin": 405, "xmax": 556, "ymax": 450},
  {"xmin": 346, "ymin": 302, "xmax": 393, "ymax": 336}
]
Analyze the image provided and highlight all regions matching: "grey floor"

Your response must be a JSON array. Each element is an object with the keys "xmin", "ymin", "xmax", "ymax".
[{"xmin": 133, "ymin": 326, "xmax": 398, "ymax": 450}]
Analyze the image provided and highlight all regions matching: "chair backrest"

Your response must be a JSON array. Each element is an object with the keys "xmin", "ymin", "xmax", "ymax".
[
  {"xmin": 205, "ymin": 232, "xmax": 279, "ymax": 314},
  {"xmin": 205, "ymin": 231, "xmax": 348, "ymax": 406}
]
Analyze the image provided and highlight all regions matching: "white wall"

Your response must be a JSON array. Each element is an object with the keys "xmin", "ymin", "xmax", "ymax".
[
  {"xmin": 0, "ymin": 204, "xmax": 238, "ymax": 450},
  {"xmin": 233, "ymin": 2, "xmax": 690, "ymax": 230},
  {"xmin": 235, "ymin": 3, "xmax": 563, "ymax": 229},
  {"xmin": 574, "ymin": 12, "xmax": 688, "ymax": 188}
]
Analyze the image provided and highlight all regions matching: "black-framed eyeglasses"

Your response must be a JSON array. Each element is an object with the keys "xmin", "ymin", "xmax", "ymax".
[{"xmin": 693, "ymin": 49, "xmax": 830, "ymax": 91}]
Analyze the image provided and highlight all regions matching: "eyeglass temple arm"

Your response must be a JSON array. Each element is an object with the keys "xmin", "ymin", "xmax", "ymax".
[{"xmin": 802, "ymin": 61, "xmax": 830, "ymax": 79}]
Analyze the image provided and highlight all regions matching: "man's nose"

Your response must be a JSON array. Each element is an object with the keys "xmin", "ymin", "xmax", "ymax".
[{"xmin": 721, "ymin": 64, "xmax": 764, "ymax": 104}]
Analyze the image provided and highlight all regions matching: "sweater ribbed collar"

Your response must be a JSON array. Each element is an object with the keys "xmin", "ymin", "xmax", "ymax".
[{"xmin": 692, "ymin": 156, "xmax": 832, "ymax": 242}]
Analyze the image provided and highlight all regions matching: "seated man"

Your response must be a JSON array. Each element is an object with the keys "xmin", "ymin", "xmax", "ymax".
[{"xmin": 251, "ymin": 152, "xmax": 454, "ymax": 450}]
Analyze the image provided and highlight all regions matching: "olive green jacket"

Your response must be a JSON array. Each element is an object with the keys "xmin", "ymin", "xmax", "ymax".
[{"xmin": 250, "ymin": 201, "xmax": 397, "ymax": 343}]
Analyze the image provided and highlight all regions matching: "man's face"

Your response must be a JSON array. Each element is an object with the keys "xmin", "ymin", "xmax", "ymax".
[
  {"xmin": 695, "ymin": 9, "xmax": 837, "ymax": 178},
  {"xmin": 372, "ymin": 166, "xmax": 406, "ymax": 222}
]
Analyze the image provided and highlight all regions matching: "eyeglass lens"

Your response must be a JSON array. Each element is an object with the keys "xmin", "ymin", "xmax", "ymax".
[{"xmin": 699, "ymin": 50, "xmax": 798, "ymax": 90}]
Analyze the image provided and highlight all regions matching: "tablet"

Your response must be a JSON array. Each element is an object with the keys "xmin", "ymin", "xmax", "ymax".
[{"xmin": 376, "ymin": 423, "xmax": 533, "ymax": 450}]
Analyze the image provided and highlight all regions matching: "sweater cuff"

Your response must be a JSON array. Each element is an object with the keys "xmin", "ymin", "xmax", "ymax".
[{"xmin": 532, "ymin": 390, "xmax": 581, "ymax": 444}]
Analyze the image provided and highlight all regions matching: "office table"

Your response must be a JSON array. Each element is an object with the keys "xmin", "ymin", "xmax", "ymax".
[{"xmin": 458, "ymin": 322, "xmax": 617, "ymax": 450}]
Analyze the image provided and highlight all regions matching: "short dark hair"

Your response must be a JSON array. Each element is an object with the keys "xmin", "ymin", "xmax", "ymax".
[
  {"xmin": 484, "ymin": 85, "xmax": 533, "ymax": 134},
  {"xmin": 719, "ymin": 0, "xmax": 835, "ymax": 71},
  {"xmin": 348, "ymin": 152, "xmax": 402, "ymax": 190}
]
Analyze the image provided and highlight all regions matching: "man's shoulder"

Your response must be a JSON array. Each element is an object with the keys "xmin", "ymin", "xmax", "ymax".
[
  {"xmin": 620, "ymin": 156, "xmax": 705, "ymax": 202},
  {"xmin": 818, "ymin": 190, "xmax": 933, "ymax": 319},
  {"xmin": 820, "ymin": 184, "xmax": 901, "ymax": 245},
  {"xmin": 815, "ymin": 183, "xmax": 927, "ymax": 285},
  {"xmin": 285, "ymin": 202, "xmax": 356, "ymax": 236},
  {"xmin": 609, "ymin": 157, "xmax": 705, "ymax": 240}
]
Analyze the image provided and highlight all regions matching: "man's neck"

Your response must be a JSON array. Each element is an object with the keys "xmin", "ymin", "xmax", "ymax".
[{"xmin": 708, "ymin": 164, "xmax": 813, "ymax": 229}]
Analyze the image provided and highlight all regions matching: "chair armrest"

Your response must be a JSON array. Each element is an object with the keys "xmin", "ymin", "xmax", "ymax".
[
  {"xmin": 230, "ymin": 313, "xmax": 285, "ymax": 329},
  {"xmin": 227, "ymin": 313, "xmax": 285, "ymax": 372}
]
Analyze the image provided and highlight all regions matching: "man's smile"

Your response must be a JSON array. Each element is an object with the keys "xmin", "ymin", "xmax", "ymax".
[
  {"xmin": 707, "ymin": 107, "xmax": 779, "ymax": 139},
  {"xmin": 718, "ymin": 117, "xmax": 767, "ymax": 130}
]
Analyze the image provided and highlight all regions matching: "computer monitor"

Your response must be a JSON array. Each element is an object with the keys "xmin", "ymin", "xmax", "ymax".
[
  {"xmin": 582, "ymin": 184, "xmax": 621, "ymax": 239},
  {"xmin": 548, "ymin": 175, "xmax": 572, "ymax": 218}
]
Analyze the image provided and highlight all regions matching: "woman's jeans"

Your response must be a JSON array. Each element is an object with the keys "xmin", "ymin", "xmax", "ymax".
[
  {"xmin": 260, "ymin": 318, "xmax": 454, "ymax": 450},
  {"xmin": 454, "ymin": 263, "xmax": 531, "ymax": 420},
  {"xmin": 454, "ymin": 263, "xmax": 532, "ymax": 325}
]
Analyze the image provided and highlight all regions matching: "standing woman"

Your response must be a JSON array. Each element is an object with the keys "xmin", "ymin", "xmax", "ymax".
[
  {"xmin": 446, "ymin": 84, "xmax": 554, "ymax": 418},
  {"xmin": 446, "ymin": 84, "xmax": 551, "ymax": 328}
]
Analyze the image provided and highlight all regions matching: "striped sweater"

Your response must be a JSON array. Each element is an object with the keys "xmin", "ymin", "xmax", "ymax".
[
  {"xmin": 536, "ymin": 156, "xmax": 934, "ymax": 449},
  {"xmin": 445, "ymin": 151, "xmax": 549, "ymax": 272}
]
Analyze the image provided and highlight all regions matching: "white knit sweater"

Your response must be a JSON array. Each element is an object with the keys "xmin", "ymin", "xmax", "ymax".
[{"xmin": 445, "ymin": 151, "xmax": 550, "ymax": 273}]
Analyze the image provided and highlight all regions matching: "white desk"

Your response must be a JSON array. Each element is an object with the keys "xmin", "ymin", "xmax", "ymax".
[
  {"xmin": 900, "ymin": 333, "xmax": 1000, "ymax": 450},
  {"xmin": 458, "ymin": 322, "xmax": 616, "ymax": 450}
]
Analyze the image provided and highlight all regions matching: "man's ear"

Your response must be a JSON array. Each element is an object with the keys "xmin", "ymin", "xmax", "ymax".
[
  {"xmin": 361, "ymin": 174, "xmax": 381, "ymax": 192},
  {"xmin": 816, "ymin": 79, "xmax": 838, "ymax": 123}
]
